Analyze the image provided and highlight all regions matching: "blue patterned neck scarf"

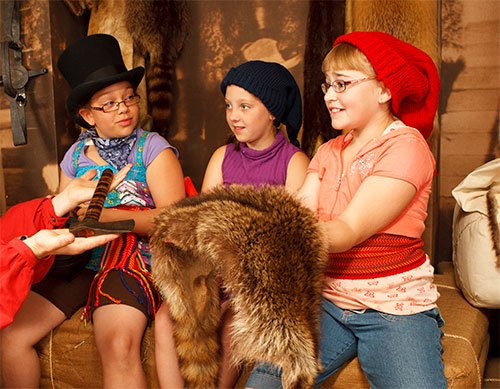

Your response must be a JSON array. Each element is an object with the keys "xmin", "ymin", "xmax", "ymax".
[{"xmin": 79, "ymin": 127, "xmax": 137, "ymax": 170}]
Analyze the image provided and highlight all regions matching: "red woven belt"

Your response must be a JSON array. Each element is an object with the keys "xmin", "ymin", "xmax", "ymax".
[{"xmin": 326, "ymin": 233, "xmax": 426, "ymax": 279}]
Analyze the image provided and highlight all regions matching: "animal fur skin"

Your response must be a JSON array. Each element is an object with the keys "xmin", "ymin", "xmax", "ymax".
[
  {"xmin": 151, "ymin": 185, "xmax": 328, "ymax": 389},
  {"xmin": 486, "ymin": 187, "xmax": 500, "ymax": 266}
]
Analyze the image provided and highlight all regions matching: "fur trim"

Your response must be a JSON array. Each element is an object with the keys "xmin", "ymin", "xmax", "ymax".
[
  {"xmin": 151, "ymin": 185, "xmax": 328, "ymax": 388},
  {"xmin": 486, "ymin": 186, "xmax": 500, "ymax": 266}
]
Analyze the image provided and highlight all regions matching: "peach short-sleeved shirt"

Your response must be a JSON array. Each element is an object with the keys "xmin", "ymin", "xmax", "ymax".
[{"xmin": 308, "ymin": 122, "xmax": 439, "ymax": 314}]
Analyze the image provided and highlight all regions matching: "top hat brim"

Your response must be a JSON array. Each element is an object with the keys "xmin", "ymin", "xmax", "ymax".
[{"xmin": 67, "ymin": 66, "xmax": 144, "ymax": 129}]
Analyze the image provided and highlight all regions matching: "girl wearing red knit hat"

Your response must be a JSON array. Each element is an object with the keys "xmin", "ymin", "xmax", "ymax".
[{"xmin": 245, "ymin": 32, "xmax": 446, "ymax": 388}]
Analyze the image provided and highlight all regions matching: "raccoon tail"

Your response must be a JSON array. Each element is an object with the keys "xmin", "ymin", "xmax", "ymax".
[
  {"xmin": 151, "ymin": 239, "xmax": 221, "ymax": 388},
  {"xmin": 145, "ymin": 51, "xmax": 175, "ymax": 139}
]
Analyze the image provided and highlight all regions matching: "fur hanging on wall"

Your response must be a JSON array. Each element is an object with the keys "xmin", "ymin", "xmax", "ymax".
[
  {"xmin": 486, "ymin": 187, "xmax": 500, "ymax": 266},
  {"xmin": 151, "ymin": 185, "xmax": 328, "ymax": 389},
  {"xmin": 302, "ymin": 0, "xmax": 345, "ymax": 158}
]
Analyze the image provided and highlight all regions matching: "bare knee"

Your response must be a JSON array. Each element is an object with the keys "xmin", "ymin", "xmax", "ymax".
[
  {"xmin": 96, "ymin": 331, "xmax": 140, "ymax": 363},
  {"xmin": 1, "ymin": 327, "xmax": 33, "ymax": 352}
]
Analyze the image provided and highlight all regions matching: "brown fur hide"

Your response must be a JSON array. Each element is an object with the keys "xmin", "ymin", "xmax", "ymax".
[
  {"xmin": 486, "ymin": 187, "xmax": 500, "ymax": 266},
  {"xmin": 151, "ymin": 185, "xmax": 328, "ymax": 389}
]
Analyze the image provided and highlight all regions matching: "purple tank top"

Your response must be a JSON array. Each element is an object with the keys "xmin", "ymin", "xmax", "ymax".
[{"xmin": 222, "ymin": 131, "xmax": 302, "ymax": 187}]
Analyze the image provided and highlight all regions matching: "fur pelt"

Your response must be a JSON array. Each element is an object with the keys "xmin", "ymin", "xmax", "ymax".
[
  {"xmin": 151, "ymin": 185, "xmax": 328, "ymax": 389},
  {"xmin": 486, "ymin": 186, "xmax": 500, "ymax": 266},
  {"xmin": 302, "ymin": 0, "xmax": 345, "ymax": 158}
]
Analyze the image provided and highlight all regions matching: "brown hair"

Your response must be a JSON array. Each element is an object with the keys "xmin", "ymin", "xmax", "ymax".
[{"xmin": 322, "ymin": 42, "xmax": 376, "ymax": 77}]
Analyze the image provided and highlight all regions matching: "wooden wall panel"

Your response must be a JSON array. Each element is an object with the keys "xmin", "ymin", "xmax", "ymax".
[
  {"xmin": 438, "ymin": 0, "xmax": 500, "ymax": 263},
  {"xmin": 0, "ymin": 0, "xmax": 87, "ymax": 215},
  {"xmin": 171, "ymin": 0, "xmax": 310, "ymax": 190}
]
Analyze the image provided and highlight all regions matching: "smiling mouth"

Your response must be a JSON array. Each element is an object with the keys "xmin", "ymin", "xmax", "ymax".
[{"xmin": 329, "ymin": 107, "xmax": 343, "ymax": 114}]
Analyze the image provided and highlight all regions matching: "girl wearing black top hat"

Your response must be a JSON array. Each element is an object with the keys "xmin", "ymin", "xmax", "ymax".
[{"xmin": 1, "ymin": 34, "xmax": 185, "ymax": 388}]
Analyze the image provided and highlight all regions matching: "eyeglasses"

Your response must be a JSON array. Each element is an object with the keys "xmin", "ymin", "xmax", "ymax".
[
  {"xmin": 90, "ymin": 95, "xmax": 140, "ymax": 113},
  {"xmin": 321, "ymin": 77, "xmax": 376, "ymax": 94}
]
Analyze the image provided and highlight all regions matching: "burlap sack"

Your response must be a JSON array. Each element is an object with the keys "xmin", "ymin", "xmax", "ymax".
[{"xmin": 452, "ymin": 158, "xmax": 500, "ymax": 308}]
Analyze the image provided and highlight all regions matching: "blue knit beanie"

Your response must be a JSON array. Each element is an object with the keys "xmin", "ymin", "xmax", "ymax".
[{"xmin": 220, "ymin": 60, "xmax": 302, "ymax": 147}]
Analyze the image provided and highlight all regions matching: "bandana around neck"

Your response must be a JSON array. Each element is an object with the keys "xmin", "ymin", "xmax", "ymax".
[{"xmin": 79, "ymin": 127, "xmax": 138, "ymax": 170}]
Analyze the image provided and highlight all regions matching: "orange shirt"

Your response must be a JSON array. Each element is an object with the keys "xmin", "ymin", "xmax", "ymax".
[
  {"xmin": 308, "ymin": 121, "xmax": 435, "ymax": 238},
  {"xmin": 308, "ymin": 122, "xmax": 439, "ymax": 314}
]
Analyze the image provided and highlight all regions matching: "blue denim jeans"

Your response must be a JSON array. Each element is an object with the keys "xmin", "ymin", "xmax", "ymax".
[{"xmin": 246, "ymin": 297, "xmax": 447, "ymax": 389}]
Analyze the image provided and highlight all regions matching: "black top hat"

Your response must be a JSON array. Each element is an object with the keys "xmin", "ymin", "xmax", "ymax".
[{"xmin": 57, "ymin": 34, "xmax": 144, "ymax": 128}]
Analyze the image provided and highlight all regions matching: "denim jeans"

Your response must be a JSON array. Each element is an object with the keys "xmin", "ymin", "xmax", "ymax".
[{"xmin": 246, "ymin": 297, "xmax": 447, "ymax": 389}]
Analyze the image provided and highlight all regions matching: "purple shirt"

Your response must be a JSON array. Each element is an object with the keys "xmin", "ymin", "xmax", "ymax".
[{"xmin": 222, "ymin": 131, "xmax": 302, "ymax": 187}]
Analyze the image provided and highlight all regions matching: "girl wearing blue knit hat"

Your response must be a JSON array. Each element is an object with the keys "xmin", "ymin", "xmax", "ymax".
[
  {"xmin": 203, "ymin": 60, "xmax": 310, "ymax": 192},
  {"xmin": 154, "ymin": 60, "xmax": 310, "ymax": 388}
]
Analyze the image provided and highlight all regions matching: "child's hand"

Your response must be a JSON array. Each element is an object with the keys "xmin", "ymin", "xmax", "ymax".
[
  {"xmin": 74, "ymin": 203, "xmax": 89, "ymax": 221},
  {"xmin": 52, "ymin": 164, "xmax": 132, "ymax": 217},
  {"xmin": 70, "ymin": 164, "xmax": 132, "ymax": 204},
  {"xmin": 110, "ymin": 164, "xmax": 132, "ymax": 190}
]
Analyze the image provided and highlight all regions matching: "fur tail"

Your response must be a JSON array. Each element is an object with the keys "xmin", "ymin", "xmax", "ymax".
[
  {"xmin": 146, "ymin": 53, "xmax": 175, "ymax": 138},
  {"xmin": 125, "ymin": 0, "xmax": 188, "ymax": 139},
  {"xmin": 151, "ymin": 235, "xmax": 221, "ymax": 387}
]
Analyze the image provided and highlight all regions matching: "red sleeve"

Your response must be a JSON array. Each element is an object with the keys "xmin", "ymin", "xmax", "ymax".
[
  {"xmin": 0, "ymin": 198, "xmax": 65, "ymax": 328},
  {"xmin": 0, "ymin": 197, "xmax": 68, "ymax": 242},
  {"xmin": 0, "ymin": 239, "xmax": 53, "ymax": 329}
]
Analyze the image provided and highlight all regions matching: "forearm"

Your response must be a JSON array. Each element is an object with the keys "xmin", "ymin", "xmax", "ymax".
[
  {"xmin": 0, "ymin": 198, "xmax": 68, "ymax": 243},
  {"xmin": 100, "ymin": 207, "xmax": 163, "ymax": 236},
  {"xmin": 321, "ymin": 219, "xmax": 363, "ymax": 253}
]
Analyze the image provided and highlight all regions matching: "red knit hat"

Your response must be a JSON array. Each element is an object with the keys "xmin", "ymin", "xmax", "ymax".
[{"xmin": 334, "ymin": 31, "xmax": 440, "ymax": 139}]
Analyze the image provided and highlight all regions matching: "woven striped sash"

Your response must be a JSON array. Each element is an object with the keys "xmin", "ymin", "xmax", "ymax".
[
  {"xmin": 81, "ymin": 206, "xmax": 161, "ymax": 324},
  {"xmin": 326, "ymin": 233, "xmax": 426, "ymax": 279}
]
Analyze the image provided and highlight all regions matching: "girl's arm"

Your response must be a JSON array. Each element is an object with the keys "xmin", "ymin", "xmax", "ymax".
[
  {"xmin": 296, "ymin": 172, "xmax": 321, "ymax": 211},
  {"xmin": 53, "ymin": 165, "xmax": 131, "ymax": 217},
  {"xmin": 322, "ymin": 176, "xmax": 416, "ymax": 253},
  {"xmin": 285, "ymin": 152, "xmax": 310, "ymax": 193},
  {"xmin": 81, "ymin": 149, "xmax": 185, "ymax": 236},
  {"xmin": 132, "ymin": 148, "xmax": 185, "ymax": 235},
  {"xmin": 201, "ymin": 145, "xmax": 226, "ymax": 193}
]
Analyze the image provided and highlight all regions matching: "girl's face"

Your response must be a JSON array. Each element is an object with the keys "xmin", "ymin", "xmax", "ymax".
[
  {"xmin": 323, "ymin": 69, "xmax": 391, "ymax": 132},
  {"xmin": 79, "ymin": 81, "xmax": 139, "ymax": 139},
  {"xmin": 225, "ymin": 85, "xmax": 276, "ymax": 150}
]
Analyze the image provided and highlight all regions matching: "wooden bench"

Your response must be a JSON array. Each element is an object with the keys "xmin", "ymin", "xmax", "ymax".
[{"xmin": 36, "ymin": 262, "xmax": 489, "ymax": 388}]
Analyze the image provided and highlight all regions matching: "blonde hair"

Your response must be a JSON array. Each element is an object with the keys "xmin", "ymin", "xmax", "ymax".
[{"xmin": 322, "ymin": 42, "xmax": 376, "ymax": 77}]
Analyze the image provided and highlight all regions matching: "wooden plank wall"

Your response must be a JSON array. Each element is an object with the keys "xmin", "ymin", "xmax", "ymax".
[
  {"xmin": 438, "ymin": 0, "xmax": 500, "ymax": 262},
  {"xmin": 171, "ymin": 0, "xmax": 310, "ymax": 190},
  {"xmin": 0, "ymin": 0, "xmax": 87, "ymax": 216},
  {"xmin": 1, "ymin": 0, "xmax": 498, "ymax": 269}
]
